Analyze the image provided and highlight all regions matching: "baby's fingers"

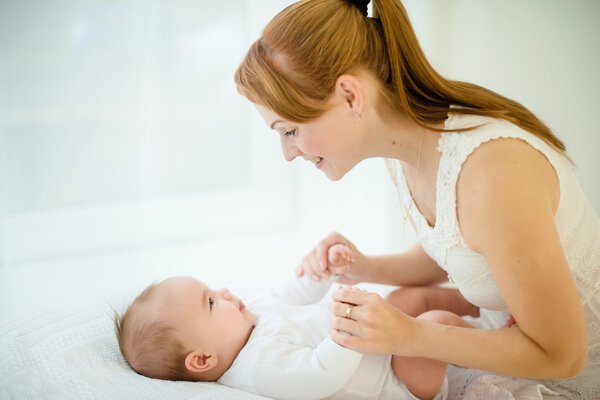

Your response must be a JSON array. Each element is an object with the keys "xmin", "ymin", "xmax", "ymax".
[
  {"xmin": 316, "ymin": 232, "xmax": 348, "ymax": 270},
  {"xmin": 329, "ymin": 246, "xmax": 355, "ymax": 265}
]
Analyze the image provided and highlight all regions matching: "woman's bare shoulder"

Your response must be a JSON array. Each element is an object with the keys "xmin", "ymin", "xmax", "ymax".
[{"xmin": 455, "ymin": 136, "xmax": 560, "ymax": 253}]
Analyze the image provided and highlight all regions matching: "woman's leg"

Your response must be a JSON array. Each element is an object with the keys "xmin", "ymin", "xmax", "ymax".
[
  {"xmin": 391, "ymin": 310, "xmax": 474, "ymax": 400},
  {"xmin": 386, "ymin": 286, "xmax": 480, "ymax": 318}
]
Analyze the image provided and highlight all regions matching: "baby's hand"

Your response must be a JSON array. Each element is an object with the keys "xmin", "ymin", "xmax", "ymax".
[
  {"xmin": 328, "ymin": 243, "xmax": 356, "ymax": 267},
  {"xmin": 295, "ymin": 232, "xmax": 363, "ymax": 283}
]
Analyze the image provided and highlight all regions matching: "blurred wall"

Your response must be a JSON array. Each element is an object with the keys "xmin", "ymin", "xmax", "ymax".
[
  {"xmin": 404, "ymin": 0, "xmax": 600, "ymax": 210},
  {"xmin": 0, "ymin": 0, "xmax": 598, "ymax": 323}
]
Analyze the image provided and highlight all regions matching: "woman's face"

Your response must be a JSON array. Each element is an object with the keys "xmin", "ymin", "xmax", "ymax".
[{"xmin": 256, "ymin": 103, "xmax": 362, "ymax": 181}]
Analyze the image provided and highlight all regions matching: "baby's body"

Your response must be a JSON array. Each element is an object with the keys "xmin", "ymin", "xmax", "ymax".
[
  {"xmin": 218, "ymin": 273, "xmax": 446, "ymax": 400},
  {"xmin": 115, "ymin": 244, "xmax": 472, "ymax": 400}
]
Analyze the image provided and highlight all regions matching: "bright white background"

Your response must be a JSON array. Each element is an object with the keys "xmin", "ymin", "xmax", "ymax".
[{"xmin": 1, "ymin": 0, "xmax": 598, "ymax": 324}]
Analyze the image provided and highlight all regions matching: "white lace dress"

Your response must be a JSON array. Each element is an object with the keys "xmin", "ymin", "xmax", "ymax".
[{"xmin": 392, "ymin": 112, "xmax": 600, "ymax": 399}]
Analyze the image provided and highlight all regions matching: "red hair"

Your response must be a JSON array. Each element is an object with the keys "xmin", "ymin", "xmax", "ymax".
[{"xmin": 235, "ymin": 0, "xmax": 567, "ymax": 155}]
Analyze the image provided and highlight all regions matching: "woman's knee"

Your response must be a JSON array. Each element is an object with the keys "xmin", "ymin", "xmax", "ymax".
[
  {"xmin": 385, "ymin": 287, "xmax": 429, "ymax": 316},
  {"xmin": 417, "ymin": 310, "xmax": 466, "ymax": 327},
  {"xmin": 386, "ymin": 286, "xmax": 421, "ymax": 304}
]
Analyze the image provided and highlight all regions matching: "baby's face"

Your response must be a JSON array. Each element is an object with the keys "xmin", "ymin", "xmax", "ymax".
[{"xmin": 155, "ymin": 277, "xmax": 255, "ymax": 358}]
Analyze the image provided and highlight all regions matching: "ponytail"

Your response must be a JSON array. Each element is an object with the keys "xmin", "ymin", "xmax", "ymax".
[
  {"xmin": 372, "ymin": 0, "xmax": 567, "ymax": 155},
  {"xmin": 235, "ymin": 0, "xmax": 567, "ymax": 156}
]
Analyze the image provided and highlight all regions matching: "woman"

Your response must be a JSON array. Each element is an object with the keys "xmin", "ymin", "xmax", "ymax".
[{"xmin": 234, "ymin": 0, "xmax": 600, "ymax": 398}]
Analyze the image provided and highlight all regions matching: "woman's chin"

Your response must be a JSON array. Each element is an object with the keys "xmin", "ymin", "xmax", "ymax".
[{"xmin": 324, "ymin": 170, "xmax": 345, "ymax": 182}]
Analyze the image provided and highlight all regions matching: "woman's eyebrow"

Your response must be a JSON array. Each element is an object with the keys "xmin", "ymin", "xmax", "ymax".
[{"xmin": 270, "ymin": 120, "xmax": 283, "ymax": 129}]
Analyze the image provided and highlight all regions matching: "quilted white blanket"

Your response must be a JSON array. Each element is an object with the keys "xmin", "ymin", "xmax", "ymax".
[
  {"xmin": 0, "ymin": 283, "xmax": 563, "ymax": 400},
  {"xmin": 0, "ymin": 301, "xmax": 269, "ymax": 400}
]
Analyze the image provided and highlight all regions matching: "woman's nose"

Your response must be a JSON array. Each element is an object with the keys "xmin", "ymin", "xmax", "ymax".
[{"xmin": 280, "ymin": 138, "xmax": 301, "ymax": 162}]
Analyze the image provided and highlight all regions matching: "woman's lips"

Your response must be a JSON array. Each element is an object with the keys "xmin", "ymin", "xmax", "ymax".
[{"xmin": 314, "ymin": 157, "xmax": 324, "ymax": 169}]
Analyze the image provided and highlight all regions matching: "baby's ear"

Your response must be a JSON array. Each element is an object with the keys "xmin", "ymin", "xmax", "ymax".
[{"xmin": 185, "ymin": 350, "xmax": 218, "ymax": 373}]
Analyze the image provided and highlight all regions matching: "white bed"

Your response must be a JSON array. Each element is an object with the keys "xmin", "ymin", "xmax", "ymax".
[
  {"xmin": 0, "ymin": 280, "xmax": 558, "ymax": 400},
  {"xmin": 0, "ymin": 300, "xmax": 271, "ymax": 400}
]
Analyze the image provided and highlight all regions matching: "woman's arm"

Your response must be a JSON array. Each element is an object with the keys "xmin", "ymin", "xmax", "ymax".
[
  {"xmin": 362, "ymin": 242, "xmax": 448, "ymax": 286},
  {"xmin": 329, "ymin": 139, "xmax": 588, "ymax": 378},
  {"xmin": 297, "ymin": 231, "xmax": 448, "ymax": 286},
  {"xmin": 455, "ymin": 138, "xmax": 587, "ymax": 377}
]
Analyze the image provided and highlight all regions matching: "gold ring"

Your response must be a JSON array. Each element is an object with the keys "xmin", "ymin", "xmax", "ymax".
[{"xmin": 345, "ymin": 305, "xmax": 353, "ymax": 319}]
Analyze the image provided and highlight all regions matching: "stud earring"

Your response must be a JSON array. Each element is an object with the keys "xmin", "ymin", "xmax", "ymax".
[{"xmin": 354, "ymin": 111, "xmax": 362, "ymax": 121}]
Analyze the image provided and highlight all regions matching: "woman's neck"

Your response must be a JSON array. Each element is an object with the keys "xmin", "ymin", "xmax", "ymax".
[{"xmin": 361, "ymin": 110, "xmax": 444, "ymax": 174}]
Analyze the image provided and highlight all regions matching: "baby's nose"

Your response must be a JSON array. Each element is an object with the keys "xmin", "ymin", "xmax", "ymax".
[{"xmin": 219, "ymin": 288, "xmax": 231, "ymax": 300}]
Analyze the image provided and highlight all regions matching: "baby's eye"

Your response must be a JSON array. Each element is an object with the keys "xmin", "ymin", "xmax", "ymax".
[
  {"xmin": 284, "ymin": 129, "xmax": 297, "ymax": 137},
  {"xmin": 209, "ymin": 297, "xmax": 214, "ymax": 310}
]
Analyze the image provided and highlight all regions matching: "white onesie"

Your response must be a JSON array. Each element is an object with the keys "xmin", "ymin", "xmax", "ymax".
[{"xmin": 218, "ymin": 276, "xmax": 448, "ymax": 400}]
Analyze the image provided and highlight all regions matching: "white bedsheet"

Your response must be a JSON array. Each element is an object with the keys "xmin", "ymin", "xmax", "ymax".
[
  {"xmin": 0, "ymin": 301, "xmax": 269, "ymax": 400},
  {"xmin": 0, "ymin": 282, "xmax": 565, "ymax": 400}
]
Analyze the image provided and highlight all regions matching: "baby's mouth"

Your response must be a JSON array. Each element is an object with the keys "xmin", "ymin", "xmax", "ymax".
[{"xmin": 239, "ymin": 300, "xmax": 246, "ymax": 312}]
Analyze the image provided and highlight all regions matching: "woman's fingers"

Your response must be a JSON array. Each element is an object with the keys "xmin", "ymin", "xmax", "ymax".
[
  {"xmin": 329, "ymin": 299, "xmax": 359, "ymax": 319},
  {"xmin": 332, "ymin": 285, "xmax": 372, "ymax": 306},
  {"xmin": 329, "ymin": 327, "xmax": 363, "ymax": 350},
  {"xmin": 301, "ymin": 252, "xmax": 327, "ymax": 281},
  {"xmin": 329, "ymin": 286, "xmax": 417, "ymax": 355},
  {"xmin": 331, "ymin": 315, "xmax": 361, "ymax": 336},
  {"xmin": 315, "ymin": 242, "xmax": 329, "ymax": 272}
]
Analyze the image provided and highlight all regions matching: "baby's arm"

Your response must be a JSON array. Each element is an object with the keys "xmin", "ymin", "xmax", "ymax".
[
  {"xmin": 269, "ymin": 244, "xmax": 353, "ymax": 305},
  {"xmin": 269, "ymin": 244, "xmax": 357, "ymax": 305},
  {"xmin": 270, "ymin": 274, "xmax": 338, "ymax": 305},
  {"xmin": 228, "ymin": 337, "xmax": 362, "ymax": 400}
]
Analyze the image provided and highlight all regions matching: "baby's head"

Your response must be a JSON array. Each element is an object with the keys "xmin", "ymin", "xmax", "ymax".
[{"xmin": 115, "ymin": 276, "xmax": 254, "ymax": 381}]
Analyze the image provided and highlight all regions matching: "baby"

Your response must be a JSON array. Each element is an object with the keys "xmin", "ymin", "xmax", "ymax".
[{"xmin": 115, "ymin": 245, "xmax": 464, "ymax": 400}]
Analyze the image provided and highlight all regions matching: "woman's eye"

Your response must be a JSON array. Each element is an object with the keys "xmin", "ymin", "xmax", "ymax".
[
  {"xmin": 209, "ymin": 297, "xmax": 214, "ymax": 310},
  {"xmin": 284, "ymin": 129, "xmax": 297, "ymax": 137}
]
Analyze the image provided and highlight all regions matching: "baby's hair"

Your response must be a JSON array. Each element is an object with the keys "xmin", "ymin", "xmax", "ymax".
[{"xmin": 114, "ymin": 282, "xmax": 192, "ymax": 381}]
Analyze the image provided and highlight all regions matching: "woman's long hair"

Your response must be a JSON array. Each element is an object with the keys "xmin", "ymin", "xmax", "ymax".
[{"xmin": 234, "ymin": 0, "xmax": 567, "ymax": 155}]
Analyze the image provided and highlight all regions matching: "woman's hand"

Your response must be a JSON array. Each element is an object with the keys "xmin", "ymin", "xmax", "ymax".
[
  {"xmin": 295, "ymin": 232, "xmax": 367, "ymax": 284},
  {"xmin": 328, "ymin": 286, "xmax": 417, "ymax": 356}
]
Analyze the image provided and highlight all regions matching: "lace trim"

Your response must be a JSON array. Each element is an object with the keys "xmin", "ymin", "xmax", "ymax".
[
  {"xmin": 437, "ymin": 115, "xmax": 600, "ymax": 399},
  {"xmin": 390, "ymin": 111, "xmax": 600, "ymax": 297},
  {"xmin": 387, "ymin": 111, "xmax": 468, "ymax": 269},
  {"xmin": 392, "ymin": 111, "xmax": 600, "ymax": 399},
  {"xmin": 394, "ymin": 112, "xmax": 600, "ymax": 298},
  {"xmin": 436, "ymin": 115, "xmax": 599, "ymax": 294},
  {"xmin": 390, "ymin": 112, "xmax": 600, "ymax": 398},
  {"xmin": 453, "ymin": 300, "xmax": 600, "ymax": 400}
]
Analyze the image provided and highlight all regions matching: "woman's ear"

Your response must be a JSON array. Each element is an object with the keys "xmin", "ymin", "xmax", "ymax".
[
  {"xmin": 335, "ymin": 74, "xmax": 363, "ymax": 115},
  {"xmin": 185, "ymin": 350, "xmax": 218, "ymax": 373}
]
